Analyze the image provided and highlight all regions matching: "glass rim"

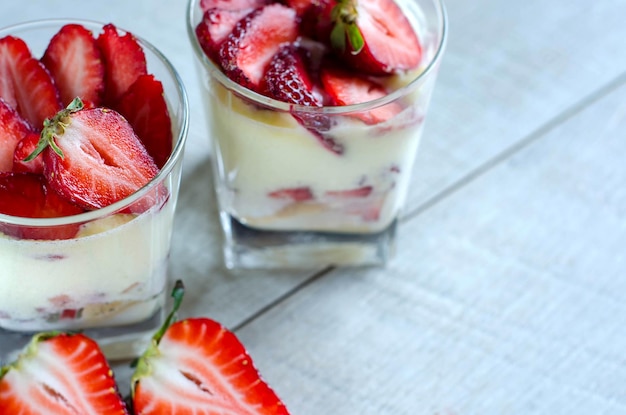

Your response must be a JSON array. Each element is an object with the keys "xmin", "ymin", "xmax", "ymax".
[
  {"xmin": 0, "ymin": 18, "xmax": 190, "ymax": 227},
  {"xmin": 186, "ymin": 0, "xmax": 448, "ymax": 114}
]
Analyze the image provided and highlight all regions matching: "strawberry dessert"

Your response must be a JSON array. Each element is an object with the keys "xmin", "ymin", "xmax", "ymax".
[
  {"xmin": 189, "ymin": 0, "xmax": 446, "ymax": 265},
  {"xmin": 0, "ymin": 281, "xmax": 290, "ymax": 414},
  {"xmin": 0, "ymin": 20, "xmax": 186, "ymax": 344}
]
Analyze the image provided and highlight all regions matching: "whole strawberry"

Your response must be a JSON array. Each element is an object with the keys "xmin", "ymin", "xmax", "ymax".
[
  {"xmin": 131, "ymin": 281, "xmax": 290, "ymax": 415},
  {"xmin": 25, "ymin": 97, "xmax": 160, "ymax": 210},
  {"xmin": 0, "ymin": 332, "xmax": 129, "ymax": 414}
]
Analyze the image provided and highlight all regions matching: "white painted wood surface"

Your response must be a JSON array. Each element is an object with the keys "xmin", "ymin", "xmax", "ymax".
[{"xmin": 1, "ymin": 1, "xmax": 625, "ymax": 414}]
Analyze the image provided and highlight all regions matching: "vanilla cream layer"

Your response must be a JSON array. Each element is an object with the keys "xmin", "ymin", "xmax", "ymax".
[
  {"xmin": 206, "ymin": 84, "xmax": 427, "ymax": 233},
  {"xmin": 0, "ymin": 200, "xmax": 174, "ymax": 331}
]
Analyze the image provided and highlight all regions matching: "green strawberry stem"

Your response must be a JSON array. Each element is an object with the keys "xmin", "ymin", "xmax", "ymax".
[
  {"xmin": 152, "ymin": 279, "xmax": 185, "ymax": 344},
  {"xmin": 330, "ymin": 0, "xmax": 365, "ymax": 54},
  {"xmin": 23, "ymin": 97, "xmax": 85, "ymax": 162},
  {"xmin": 131, "ymin": 280, "xmax": 185, "ymax": 394}
]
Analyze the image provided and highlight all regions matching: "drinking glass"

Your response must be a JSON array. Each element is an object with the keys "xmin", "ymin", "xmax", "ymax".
[
  {"xmin": 187, "ymin": 0, "xmax": 446, "ymax": 269},
  {"xmin": 0, "ymin": 19, "xmax": 189, "ymax": 362}
]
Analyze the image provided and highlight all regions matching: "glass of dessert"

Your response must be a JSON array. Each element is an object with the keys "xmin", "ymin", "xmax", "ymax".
[
  {"xmin": 0, "ymin": 19, "xmax": 188, "ymax": 361},
  {"xmin": 187, "ymin": 0, "xmax": 446, "ymax": 268}
]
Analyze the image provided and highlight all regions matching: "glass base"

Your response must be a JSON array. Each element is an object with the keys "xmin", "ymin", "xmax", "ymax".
[
  {"xmin": 221, "ymin": 213, "xmax": 397, "ymax": 269},
  {"xmin": 0, "ymin": 307, "xmax": 164, "ymax": 365}
]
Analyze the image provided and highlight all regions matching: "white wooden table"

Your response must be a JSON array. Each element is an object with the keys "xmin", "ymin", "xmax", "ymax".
[{"xmin": 2, "ymin": 1, "xmax": 625, "ymax": 414}]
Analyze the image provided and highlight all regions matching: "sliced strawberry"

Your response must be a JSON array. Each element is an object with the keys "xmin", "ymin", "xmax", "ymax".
[
  {"xmin": 196, "ymin": 8, "xmax": 253, "ymax": 62},
  {"xmin": 13, "ymin": 132, "xmax": 44, "ymax": 174},
  {"xmin": 291, "ymin": 0, "xmax": 334, "ymax": 39},
  {"xmin": 268, "ymin": 186, "xmax": 314, "ymax": 202},
  {"xmin": 0, "ymin": 36, "xmax": 62, "ymax": 128},
  {"xmin": 27, "ymin": 99, "xmax": 159, "ymax": 211},
  {"xmin": 218, "ymin": 4, "xmax": 298, "ymax": 91},
  {"xmin": 0, "ymin": 98, "xmax": 34, "ymax": 172},
  {"xmin": 264, "ymin": 45, "xmax": 319, "ymax": 106},
  {"xmin": 115, "ymin": 74, "xmax": 173, "ymax": 168},
  {"xmin": 97, "ymin": 23, "xmax": 147, "ymax": 105},
  {"xmin": 325, "ymin": 185, "xmax": 373, "ymax": 198},
  {"xmin": 200, "ymin": 0, "xmax": 266, "ymax": 11},
  {"xmin": 0, "ymin": 332, "xmax": 129, "ymax": 413},
  {"xmin": 41, "ymin": 23, "xmax": 105, "ymax": 107},
  {"xmin": 132, "ymin": 281, "xmax": 290, "ymax": 415},
  {"xmin": 329, "ymin": 0, "xmax": 421, "ymax": 74},
  {"xmin": 264, "ymin": 45, "xmax": 343, "ymax": 155},
  {"xmin": 320, "ymin": 66, "xmax": 402, "ymax": 124},
  {"xmin": 324, "ymin": 185, "xmax": 386, "ymax": 222},
  {"xmin": 0, "ymin": 172, "xmax": 85, "ymax": 240}
]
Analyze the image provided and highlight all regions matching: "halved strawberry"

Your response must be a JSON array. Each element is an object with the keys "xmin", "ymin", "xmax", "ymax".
[
  {"xmin": 268, "ymin": 186, "xmax": 314, "ymax": 202},
  {"xmin": 97, "ymin": 23, "xmax": 147, "ymax": 105},
  {"xmin": 13, "ymin": 132, "xmax": 44, "ymax": 174},
  {"xmin": 264, "ymin": 45, "xmax": 319, "ymax": 106},
  {"xmin": 320, "ymin": 66, "xmax": 402, "ymax": 124},
  {"xmin": 196, "ymin": 8, "xmax": 254, "ymax": 62},
  {"xmin": 115, "ymin": 74, "xmax": 173, "ymax": 168},
  {"xmin": 328, "ymin": 0, "xmax": 421, "ymax": 74},
  {"xmin": 132, "ymin": 281, "xmax": 290, "ymax": 415},
  {"xmin": 26, "ymin": 98, "xmax": 159, "ymax": 211},
  {"xmin": 41, "ymin": 23, "xmax": 105, "ymax": 107},
  {"xmin": 0, "ymin": 332, "xmax": 129, "ymax": 413},
  {"xmin": 264, "ymin": 45, "xmax": 343, "ymax": 155},
  {"xmin": 0, "ymin": 35, "xmax": 62, "ymax": 128},
  {"xmin": 0, "ymin": 98, "xmax": 34, "ymax": 172},
  {"xmin": 0, "ymin": 172, "xmax": 85, "ymax": 240},
  {"xmin": 218, "ymin": 4, "xmax": 298, "ymax": 91}
]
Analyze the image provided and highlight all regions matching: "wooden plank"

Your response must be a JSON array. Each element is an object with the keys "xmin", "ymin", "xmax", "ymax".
[
  {"xmin": 406, "ymin": 0, "xmax": 626, "ymax": 212},
  {"xmin": 232, "ymin": 82, "xmax": 626, "ymax": 414}
]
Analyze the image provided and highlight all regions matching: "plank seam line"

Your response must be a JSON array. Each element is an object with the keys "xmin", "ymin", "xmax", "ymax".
[
  {"xmin": 230, "ymin": 71, "xmax": 626, "ymax": 331},
  {"xmin": 402, "ymin": 70, "xmax": 626, "ymax": 223},
  {"xmin": 231, "ymin": 266, "xmax": 334, "ymax": 332}
]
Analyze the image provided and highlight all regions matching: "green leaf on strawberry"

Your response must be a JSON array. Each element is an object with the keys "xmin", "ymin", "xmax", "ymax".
[
  {"xmin": 23, "ymin": 97, "xmax": 85, "ymax": 162},
  {"xmin": 131, "ymin": 280, "xmax": 290, "ymax": 414},
  {"xmin": 330, "ymin": 0, "xmax": 364, "ymax": 54}
]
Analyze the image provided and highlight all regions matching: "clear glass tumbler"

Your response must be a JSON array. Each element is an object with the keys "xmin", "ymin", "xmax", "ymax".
[
  {"xmin": 187, "ymin": 0, "xmax": 447, "ymax": 269},
  {"xmin": 0, "ymin": 19, "xmax": 189, "ymax": 362}
]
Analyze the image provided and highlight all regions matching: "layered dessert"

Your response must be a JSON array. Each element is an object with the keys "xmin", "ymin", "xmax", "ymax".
[
  {"xmin": 0, "ymin": 22, "xmax": 181, "ymax": 332},
  {"xmin": 191, "ymin": 0, "xmax": 441, "ymax": 234}
]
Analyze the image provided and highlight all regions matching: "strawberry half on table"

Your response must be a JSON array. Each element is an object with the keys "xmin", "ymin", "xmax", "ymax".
[
  {"xmin": 0, "ymin": 332, "xmax": 129, "ymax": 414},
  {"xmin": 131, "ymin": 280, "xmax": 290, "ymax": 415}
]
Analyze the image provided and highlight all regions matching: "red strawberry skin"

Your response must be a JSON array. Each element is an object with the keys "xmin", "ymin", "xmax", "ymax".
[
  {"xmin": 42, "ymin": 107, "xmax": 159, "ymax": 210},
  {"xmin": 115, "ymin": 74, "xmax": 173, "ymax": 168},
  {"xmin": 320, "ymin": 66, "xmax": 403, "ymax": 124},
  {"xmin": 12, "ymin": 132, "xmax": 44, "ymax": 174},
  {"xmin": 196, "ymin": 8, "xmax": 253, "ymax": 62},
  {"xmin": 264, "ymin": 45, "xmax": 319, "ymax": 107},
  {"xmin": 0, "ymin": 172, "xmax": 84, "ymax": 240},
  {"xmin": 41, "ymin": 23, "xmax": 105, "ymax": 107},
  {"xmin": 0, "ymin": 332, "xmax": 129, "ymax": 414},
  {"xmin": 219, "ymin": 4, "xmax": 298, "ymax": 91},
  {"xmin": 0, "ymin": 98, "xmax": 34, "ymax": 172},
  {"xmin": 338, "ymin": 0, "xmax": 422, "ymax": 74},
  {"xmin": 132, "ymin": 318, "xmax": 290, "ymax": 415},
  {"xmin": 97, "ymin": 23, "xmax": 148, "ymax": 105},
  {"xmin": 0, "ymin": 35, "xmax": 62, "ymax": 128}
]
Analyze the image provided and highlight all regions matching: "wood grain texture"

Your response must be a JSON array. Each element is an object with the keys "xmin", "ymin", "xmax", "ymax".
[
  {"xmin": 405, "ymin": 0, "xmax": 626, "ymax": 213},
  {"xmin": 1, "ymin": 1, "xmax": 625, "ymax": 413},
  {"xmin": 234, "ymin": 83, "xmax": 626, "ymax": 414}
]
